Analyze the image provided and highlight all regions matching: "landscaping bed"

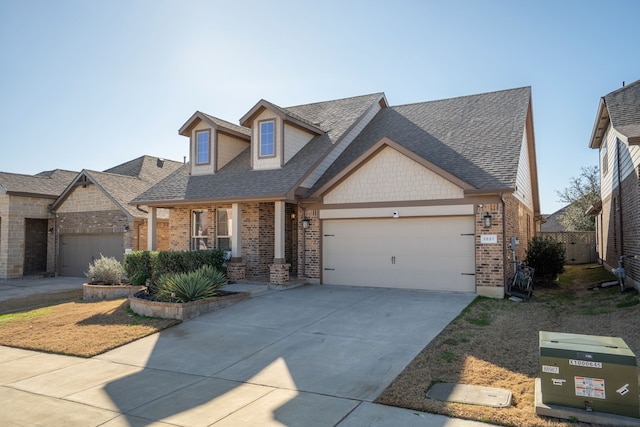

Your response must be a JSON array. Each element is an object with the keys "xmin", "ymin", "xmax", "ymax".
[{"xmin": 376, "ymin": 264, "xmax": 640, "ymax": 426}]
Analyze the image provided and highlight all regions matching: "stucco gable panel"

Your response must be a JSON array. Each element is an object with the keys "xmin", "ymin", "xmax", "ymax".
[{"xmin": 324, "ymin": 146, "xmax": 464, "ymax": 204}]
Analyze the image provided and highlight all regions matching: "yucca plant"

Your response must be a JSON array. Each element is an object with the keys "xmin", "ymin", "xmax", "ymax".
[{"xmin": 155, "ymin": 265, "xmax": 227, "ymax": 303}]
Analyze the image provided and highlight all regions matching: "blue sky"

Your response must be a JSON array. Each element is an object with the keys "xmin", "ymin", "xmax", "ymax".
[{"xmin": 1, "ymin": 0, "xmax": 638, "ymax": 214}]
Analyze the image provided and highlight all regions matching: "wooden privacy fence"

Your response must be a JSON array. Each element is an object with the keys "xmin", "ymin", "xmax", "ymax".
[{"xmin": 539, "ymin": 232, "xmax": 597, "ymax": 264}]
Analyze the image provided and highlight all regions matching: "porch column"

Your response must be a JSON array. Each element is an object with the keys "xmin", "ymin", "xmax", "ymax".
[
  {"xmin": 270, "ymin": 201, "xmax": 290, "ymax": 286},
  {"xmin": 274, "ymin": 201, "xmax": 286, "ymax": 263},
  {"xmin": 147, "ymin": 207, "xmax": 157, "ymax": 250},
  {"xmin": 226, "ymin": 202, "xmax": 246, "ymax": 282},
  {"xmin": 231, "ymin": 203, "xmax": 242, "ymax": 260}
]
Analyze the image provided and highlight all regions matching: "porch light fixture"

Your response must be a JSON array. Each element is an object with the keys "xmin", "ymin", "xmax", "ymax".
[
  {"xmin": 124, "ymin": 225, "xmax": 130, "ymax": 232},
  {"xmin": 483, "ymin": 212, "xmax": 493, "ymax": 228},
  {"xmin": 302, "ymin": 218, "xmax": 311, "ymax": 229}
]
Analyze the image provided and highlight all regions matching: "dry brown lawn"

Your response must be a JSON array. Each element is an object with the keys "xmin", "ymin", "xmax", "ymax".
[
  {"xmin": 0, "ymin": 289, "xmax": 180, "ymax": 357},
  {"xmin": 376, "ymin": 264, "xmax": 640, "ymax": 426}
]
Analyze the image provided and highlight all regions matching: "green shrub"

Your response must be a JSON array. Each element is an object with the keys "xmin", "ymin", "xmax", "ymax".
[
  {"xmin": 155, "ymin": 265, "xmax": 227, "ymax": 303},
  {"xmin": 86, "ymin": 255, "xmax": 126, "ymax": 285},
  {"xmin": 525, "ymin": 236, "xmax": 566, "ymax": 283},
  {"xmin": 124, "ymin": 249, "xmax": 227, "ymax": 291},
  {"xmin": 124, "ymin": 251, "xmax": 156, "ymax": 286}
]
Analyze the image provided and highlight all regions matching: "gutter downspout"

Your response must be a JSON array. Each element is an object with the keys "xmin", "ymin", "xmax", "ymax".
[{"xmin": 500, "ymin": 192, "xmax": 508, "ymax": 296}]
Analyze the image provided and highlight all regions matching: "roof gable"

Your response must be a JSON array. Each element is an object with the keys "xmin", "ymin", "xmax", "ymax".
[
  {"xmin": 590, "ymin": 79, "xmax": 640, "ymax": 148},
  {"xmin": 321, "ymin": 142, "xmax": 466, "ymax": 204},
  {"xmin": 178, "ymin": 111, "xmax": 251, "ymax": 139},
  {"xmin": 53, "ymin": 156, "xmax": 184, "ymax": 217},
  {"xmin": 312, "ymin": 137, "xmax": 472, "ymax": 200},
  {"xmin": 310, "ymin": 87, "xmax": 532, "ymax": 194},
  {"xmin": 239, "ymin": 99, "xmax": 324, "ymax": 135}
]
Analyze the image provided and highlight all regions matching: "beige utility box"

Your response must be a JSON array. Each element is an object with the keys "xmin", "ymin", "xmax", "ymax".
[{"xmin": 539, "ymin": 331, "xmax": 639, "ymax": 418}]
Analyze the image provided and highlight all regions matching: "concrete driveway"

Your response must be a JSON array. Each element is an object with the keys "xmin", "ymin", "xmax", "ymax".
[{"xmin": 0, "ymin": 281, "xmax": 490, "ymax": 426}]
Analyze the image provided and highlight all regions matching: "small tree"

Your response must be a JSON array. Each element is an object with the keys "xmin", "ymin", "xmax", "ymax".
[
  {"xmin": 525, "ymin": 236, "xmax": 566, "ymax": 283},
  {"xmin": 556, "ymin": 166, "xmax": 600, "ymax": 231}
]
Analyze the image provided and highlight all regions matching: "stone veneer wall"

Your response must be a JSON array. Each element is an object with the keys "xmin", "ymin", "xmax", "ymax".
[{"xmin": 0, "ymin": 194, "xmax": 54, "ymax": 279}]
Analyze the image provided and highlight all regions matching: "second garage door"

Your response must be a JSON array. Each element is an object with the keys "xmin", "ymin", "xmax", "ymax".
[
  {"xmin": 59, "ymin": 234, "xmax": 124, "ymax": 277},
  {"xmin": 322, "ymin": 216, "xmax": 475, "ymax": 292}
]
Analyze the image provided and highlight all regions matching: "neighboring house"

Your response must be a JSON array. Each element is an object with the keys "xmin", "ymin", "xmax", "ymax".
[
  {"xmin": 0, "ymin": 169, "xmax": 77, "ymax": 279},
  {"xmin": 588, "ymin": 79, "xmax": 640, "ymax": 288},
  {"xmin": 50, "ymin": 155, "xmax": 183, "ymax": 276},
  {"xmin": 134, "ymin": 87, "xmax": 541, "ymax": 297},
  {"xmin": 541, "ymin": 205, "xmax": 597, "ymax": 264}
]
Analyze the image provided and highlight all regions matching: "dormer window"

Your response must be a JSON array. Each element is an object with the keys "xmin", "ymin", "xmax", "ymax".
[
  {"xmin": 196, "ymin": 130, "xmax": 210, "ymax": 164},
  {"xmin": 259, "ymin": 120, "xmax": 275, "ymax": 157}
]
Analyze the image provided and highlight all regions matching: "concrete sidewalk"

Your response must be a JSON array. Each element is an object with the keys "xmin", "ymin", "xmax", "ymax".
[
  {"xmin": 1, "ymin": 279, "xmax": 495, "ymax": 426},
  {"xmin": 0, "ymin": 276, "xmax": 85, "ymax": 302}
]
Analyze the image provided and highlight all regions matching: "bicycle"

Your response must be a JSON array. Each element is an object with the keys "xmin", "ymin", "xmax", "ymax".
[
  {"xmin": 612, "ymin": 255, "xmax": 638, "ymax": 293},
  {"xmin": 508, "ymin": 261, "xmax": 535, "ymax": 299}
]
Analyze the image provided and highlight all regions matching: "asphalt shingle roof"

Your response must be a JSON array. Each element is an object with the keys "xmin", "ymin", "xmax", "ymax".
[
  {"xmin": 603, "ymin": 79, "xmax": 640, "ymax": 139},
  {"xmin": 134, "ymin": 93, "xmax": 384, "ymax": 203},
  {"xmin": 0, "ymin": 169, "xmax": 78, "ymax": 197},
  {"xmin": 135, "ymin": 88, "xmax": 531, "ymax": 205},
  {"xmin": 541, "ymin": 205, "xmax": 570, "ymax": 232},
  {"xmin": 57, "ymin": 156, "xmax": 184, "ymax": 217},
  {"xmin": 311, "ymin": 87, "xmax": 531, "ymax": 193},
  {"xmin": 200, "ymin": 113, "xmax": 252, "ymax": 137}
]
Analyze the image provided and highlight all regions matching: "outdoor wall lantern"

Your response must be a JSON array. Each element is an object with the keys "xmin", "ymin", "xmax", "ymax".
[
  {"xmin": 124, "ymin": 225, "xmax": 130, "ymax": 232},
  {"xmin": 302, "ymin": 218, "xmax": 311, "ymax": 229},
  {"xmin": 483, "ymin": 212, "xmax": 493, "ymax": 228}
]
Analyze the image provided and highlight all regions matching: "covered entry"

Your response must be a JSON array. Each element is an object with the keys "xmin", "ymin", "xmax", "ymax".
[
  {"xmin": 59, "ymin": 234, "xmax": 124, "ymax": 277},
  {"xmin": 322, "ymin": 216, "xmax": 475, "ymax": 292}
]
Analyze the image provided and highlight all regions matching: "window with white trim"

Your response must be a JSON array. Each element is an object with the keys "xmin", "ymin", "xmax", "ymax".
[
  {"xmin": 259, "ymin": 120, "xmax": 275, "ymax": 157},
  {"xmin": 216, "ymin": 208, "xmax": 232, "ymax": 250},
  {"xmin": 191, "ymin": 210, "xmax": 209, "ymax": 250},
  {"xmin": 196, "ymin": 130, "xmax": 210, "ymax": 164}
]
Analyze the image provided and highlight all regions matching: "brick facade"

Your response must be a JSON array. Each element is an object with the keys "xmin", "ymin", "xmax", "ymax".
[
  {"xmin": 599, "ymin": 168, "xmax": 640, "ymax": 285},
  {"xmin": 167, "ymin": 202, "xmax": 303, "ymax": 280},
  {"xmin": 298, "ymin": 208, "xmax": 320, "ymax": 280}
]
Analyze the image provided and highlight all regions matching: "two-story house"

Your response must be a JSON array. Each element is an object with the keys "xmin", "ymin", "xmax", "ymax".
[
  {"xmin": 588, "ymin": 79, "xmax": 640, "ymax": 289},
  {"xmin": 134, "ymin": 87, "xmax": 541, "ymax": 297}
]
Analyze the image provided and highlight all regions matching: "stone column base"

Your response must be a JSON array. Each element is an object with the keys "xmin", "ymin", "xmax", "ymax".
[
  {"xmin": 226, "ymin": 262, "xmax": 246, "ymax": 282},
  {"xmin": 269, "ymin": 263, "xmax": 291, "ymax": 286}
]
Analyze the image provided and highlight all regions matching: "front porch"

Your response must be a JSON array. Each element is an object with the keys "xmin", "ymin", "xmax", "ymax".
[{"xmin": 145, "ymin": 200, "xmax": 315, "ymax": 288}]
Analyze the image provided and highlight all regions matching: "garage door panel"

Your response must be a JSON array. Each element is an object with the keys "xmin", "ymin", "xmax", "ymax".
[
  {"xmin": 60, "ymin": 234, "xmax": 124, "ymax": 277},
  {"xmin": 322, "ymin": 217, "xmax": 475, "ymax": 292}
]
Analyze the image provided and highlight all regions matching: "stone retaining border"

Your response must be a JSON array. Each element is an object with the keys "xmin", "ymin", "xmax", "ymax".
[
  {"xmin": 83, "ymin": 283, "xmax": 144, "ymax": 301},
  {"xmin": 128, "ymin": 291, "xmax": 250, "ymax": 321}
]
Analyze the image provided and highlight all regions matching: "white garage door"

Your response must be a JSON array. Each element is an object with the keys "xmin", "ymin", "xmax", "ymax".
[
  {"xmin": 59, "ymin": 234, "xmax": 124, "ymax": 277},
  {"xmin": 322, "ymin": 217, "xmax": 475, "ymax": 292}
]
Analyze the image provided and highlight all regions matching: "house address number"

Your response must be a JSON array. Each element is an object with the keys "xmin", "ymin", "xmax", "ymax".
[{"xmin": 480, "ymin": 234, "xmax": 498, "ymax": 244}]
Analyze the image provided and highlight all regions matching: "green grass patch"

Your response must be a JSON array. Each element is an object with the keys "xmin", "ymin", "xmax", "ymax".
[
  {"xmin": 437, "ymin": 351, "xmax": 456, "ymax": 363},
  {"xmin": 0, "ymin": 307, "xmax": 53, "ymax": 323},
  {"xmin": 466, "ymin": 311, "xmax": 492, "ymax": 326}
]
